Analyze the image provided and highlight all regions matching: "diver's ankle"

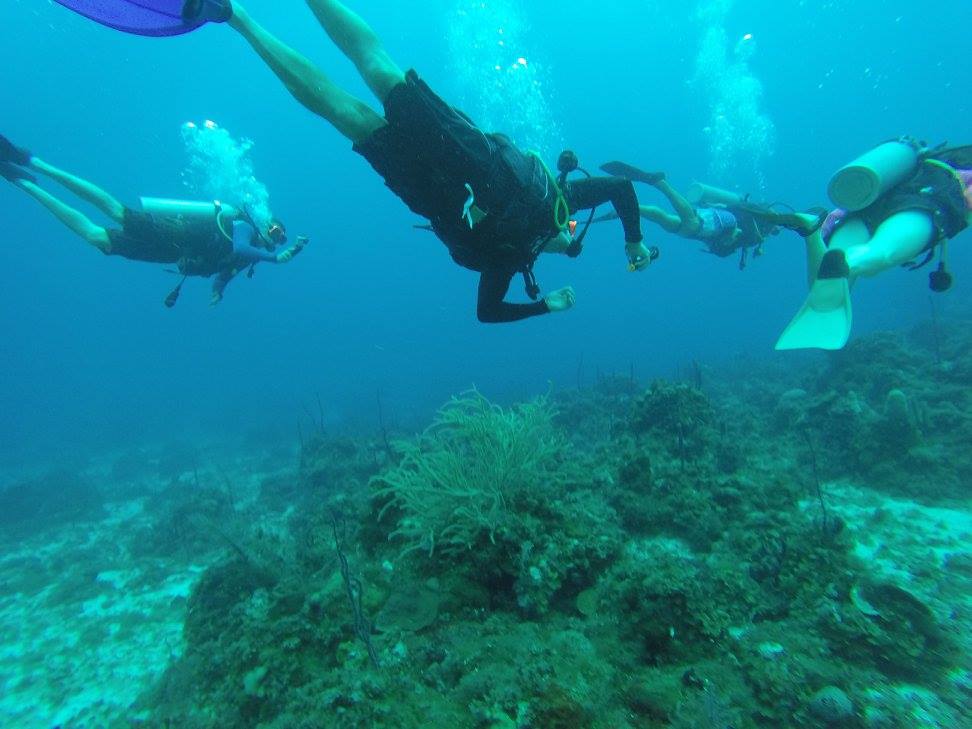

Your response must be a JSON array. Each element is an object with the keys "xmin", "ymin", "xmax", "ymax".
[{"xmin": 227, "ymin": 2, "xmax": 246, "ymax": 27}]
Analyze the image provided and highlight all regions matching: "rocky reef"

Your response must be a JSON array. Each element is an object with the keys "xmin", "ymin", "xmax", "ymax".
[{"xmin": 2, "ymin": 321, "xmax": 970, "ymax": 728}]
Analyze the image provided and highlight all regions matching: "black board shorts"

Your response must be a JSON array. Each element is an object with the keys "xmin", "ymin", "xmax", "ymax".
[
  {"xmin": 351, "ymin": 69, "xmax": 557, "ymax": 273},
  {"xmin": 352, "ymin": 69, "xmax": 492, "ymax": 223},
  {"xmin": 106, "ymin": 209, "xmax": 183, "ymax": 264},
  {"xmin": 858, "ymin": 161, "xmax": 968, "ymax": 247}
]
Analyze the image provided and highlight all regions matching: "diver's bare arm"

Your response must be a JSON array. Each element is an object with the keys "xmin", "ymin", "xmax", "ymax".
[{"xmin": 228, "ymin": 4, "xmax": 384, "ymax": 143}]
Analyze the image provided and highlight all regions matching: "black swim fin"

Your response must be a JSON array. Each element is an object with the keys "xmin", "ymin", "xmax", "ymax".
[
  {"xmin": 776, "ymin": 208, "xmax": 829, "ymax": 237},
  {"xmin": 739, "ymin": 202, "xmax": 829, "ymax": 238},
  {"xmin": 0, "ymin": 161, "xmax": 36, "ymax": 184},
  {"xmin": 600, "ymin": 161, "xmax": 665, "ymax": 185},
  {"xmin": 929, "ymin": 144, "xmax": 972, "ymax": 169},
  {"xmin": 0, "ymin": 135, "xmax": 30, "ymax": 166},
  {"xmin": 182, "ymin": 0, "xmax": 233, "ymax": 23}
]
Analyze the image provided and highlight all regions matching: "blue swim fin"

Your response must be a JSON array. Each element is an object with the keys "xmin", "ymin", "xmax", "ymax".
[{"xmin": 52, "ymin": 1, "xmax": 228, "ymax": 37}]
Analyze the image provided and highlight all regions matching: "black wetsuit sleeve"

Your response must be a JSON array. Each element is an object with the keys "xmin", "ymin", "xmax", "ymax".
[
  {"xmin": 477, "ymin": 267, "xmax": 550, "ymax": 323},
  {"xmin": 564, "ymin": 176, "xmax": 643, "ymax": 243}
]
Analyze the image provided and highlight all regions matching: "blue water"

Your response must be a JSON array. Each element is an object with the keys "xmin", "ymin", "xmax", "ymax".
[{"xmin": 1, "ymin": 0, "xmax": 969, "ymax": 464}]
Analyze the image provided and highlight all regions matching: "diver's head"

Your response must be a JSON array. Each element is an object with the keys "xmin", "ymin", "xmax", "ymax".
[
  {"xmin": 266, "ymin": 218, "xmax": 288, "ymax": 247},
  {"xmin": 557, "ymin": 150, "xmax": 579, "ymax": 176}
]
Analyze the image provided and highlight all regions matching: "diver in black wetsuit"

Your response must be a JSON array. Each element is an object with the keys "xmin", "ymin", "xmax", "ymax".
[
  {"xmin": 474, "ymin": 175, "xmax": 646, "ymax": 322},
  {"xmin": 192, "ymin": 0, "xmax": 654, "ymax": 324}
]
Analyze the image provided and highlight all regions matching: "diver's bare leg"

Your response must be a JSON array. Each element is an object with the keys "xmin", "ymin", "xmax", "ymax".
[
  {"xmin": 653, "ymin": 179, "xmax": 700, "ymax": 231},
  {"xmin": 597, "ymin": 205, "xmax": 682, "ymax": 234},
  {"xmin": 802, "ymin": 227, "xmax": 829, "ymax": 288},
  {"xmin": 228, "ymin": 4, "xmax": 385, "ymax": 143},
  {"xmin": 305, "ymin": 0, "xmax": 406, "ymax": 103},
  {"xmin": 638, "ymin": 205, "xmax": 683, "ymax": 234},
  {"xmin": 774, "ymin": 211, "xmax": 838, "ymax": 288},
  {"xmin": 28, "ymin": 158, "xmax": 125, "ymax": 222},
  {"xmin": 839, "ymin": 210, "xmax": 934, "ymax": 282},
  {"xmin": 13, "ymin": 179, "xmax": 110, "ymax": 251}
]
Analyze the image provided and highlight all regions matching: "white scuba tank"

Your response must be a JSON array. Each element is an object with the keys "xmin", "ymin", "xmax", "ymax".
[
  {"xmin": 686, "ymin": 182, "xmax": 745, "ymax": 207},
  {"xmin": 827, "ymin": 141, "xmax": 920, "ymax": 212},
  {"xmin": 140, "ymin": 197, "xmax": 236, "ymax": 240},
  {"xmin": 139, "ymin": 197, "xmax": 220, "ymax": 220}
]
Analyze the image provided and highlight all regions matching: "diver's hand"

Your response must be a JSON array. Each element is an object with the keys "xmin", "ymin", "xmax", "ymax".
[
  {"xmin": 276, "ymin": 235, "xmax": 309, "ymax": 264},
  {"xmin": 626, "ymin": 241, "xmax": 658, "ymax": 272},
  {"xmin": 210, "ymin": 291, "xmax": 223, "ymax": 307},
  {"xmin": 544, "ymin": 286, "xmax": 576, "ymax": 313}
]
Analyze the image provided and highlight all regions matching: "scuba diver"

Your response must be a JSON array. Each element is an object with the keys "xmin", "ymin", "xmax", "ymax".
[
  {"xmin": 169, "ymin": 0, "xmax": 655, "ymax": 323},
  {"xmin": 775, "ymin": 137, "xmax": 972, "ymax": 350},
  {"xmin": 0, "ymin": 134, "xmax": 308, "ymax": 306},
  {"xmin": 593, "ymin": 161, "xmax": 825, "ymax": 269}
]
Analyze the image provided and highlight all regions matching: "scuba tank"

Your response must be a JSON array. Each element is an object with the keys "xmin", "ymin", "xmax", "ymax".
[
  {"xmin": 827, "ymin": 139, "xmax": 920, "ymax": 212},
  {"xmin": 140, "ymin": 197, "xmax": 221, "ymax": 220},
  {"xmin": 142, "ymin": 195, "xmax": 238, "ymax": 244},
  {"xmin": 686, "ymin": 182, "xmax": 746, "ymax": 207},
  {"xmin": 142, "ymin": 198, "xmax": 237, "ymax": 308}
]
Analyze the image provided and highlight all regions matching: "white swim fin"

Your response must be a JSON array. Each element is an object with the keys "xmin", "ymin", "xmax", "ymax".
[{"xmin": 776, "ymin": 250, "xmax": 853, "ymax": 351}]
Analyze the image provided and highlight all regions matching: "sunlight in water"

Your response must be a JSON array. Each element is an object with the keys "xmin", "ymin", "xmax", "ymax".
[
  {"xmin": 445, "ymin": 0, "xmax": 563, "ymax": 157},
  {"xmin": 693, "ymin": 0, "xmax": 777, "ymax": 192}
]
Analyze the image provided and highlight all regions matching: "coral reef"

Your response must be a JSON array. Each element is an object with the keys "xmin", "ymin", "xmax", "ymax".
[
  {"xmin": 373, "ymin": 390, "xmax": 569, "ymax": 559},
  {"xmin": 3, "ymin": 321, "xmax": 971, "ymax": 727},
  {"xmin": 0, "ymin": 469, "xmax": 103, "ymax": 539}
]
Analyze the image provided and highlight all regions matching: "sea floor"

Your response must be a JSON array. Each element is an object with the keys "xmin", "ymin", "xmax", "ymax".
[
  {"xmin": 0, "ymin": 452, "xmax": 287, "ymax": 728},
  {"xmin": 0, "ymin": 458, "xmax": 968, "ymax": 727},
  {"xmin": 1, "ymin": 326, "xmax": 971, "ymax": 728}
]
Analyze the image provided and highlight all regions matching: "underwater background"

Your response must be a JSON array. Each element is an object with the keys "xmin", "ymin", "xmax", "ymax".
[{"xmin": 0, "ymin": 0, "xmax": 970, "ymax": 727}]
